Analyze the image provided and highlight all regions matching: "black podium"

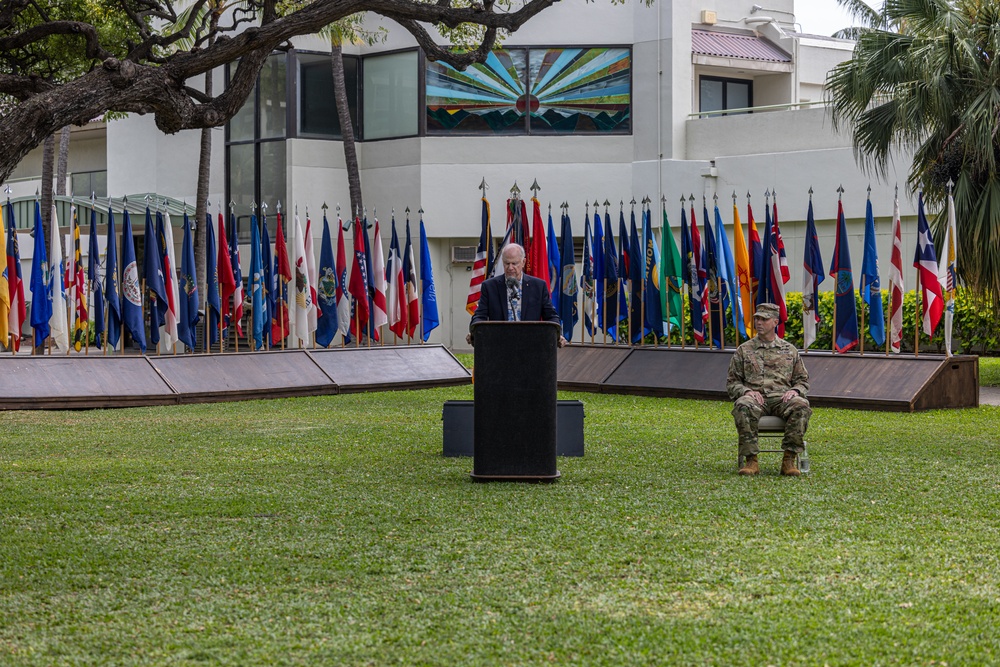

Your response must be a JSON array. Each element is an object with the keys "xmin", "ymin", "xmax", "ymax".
[{"xmin": 470, "ymin": 321, "xmax": 561, "ymax": 482}]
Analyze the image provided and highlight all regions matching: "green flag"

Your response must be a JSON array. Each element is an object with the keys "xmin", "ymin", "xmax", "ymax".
[{"xmin": 659, "ymin": 206, "xmax": 683, "ymax": 331}]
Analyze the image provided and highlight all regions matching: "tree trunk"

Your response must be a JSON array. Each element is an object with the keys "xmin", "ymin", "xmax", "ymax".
[
  {"xmin": 330, "ymin": 44, "xmax": 363, "ymax": 219},
  {"xmin": 194, "ymin": 71, "xmax": 212, "ymax": 316},
  {"xmin": 40, "ymin": 133, "xmax": 55, "ymax": 242},
  {"xmin": 56, "ymin": 126, "xmax": 71, "ymax": 196}
]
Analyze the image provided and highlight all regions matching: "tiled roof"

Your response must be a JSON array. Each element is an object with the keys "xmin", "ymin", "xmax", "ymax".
[{"xmin": 692, "ymin": 29, "xmax": 791, "ymax": 63}]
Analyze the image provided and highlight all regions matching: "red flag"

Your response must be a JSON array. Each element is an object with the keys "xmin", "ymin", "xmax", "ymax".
[
  {"xmin": 217, "ymin": 213, "xmax": 237, "ymax": 331},
  {"xmin": 526, "ymin": 197, "xmax": 549, "ymax": 286},
  {"xmin": 690, "ymin": 204, "xmax": 709, "ymax": 334},
  {"xmin": 371, "ymin": 217, "xmax": 388, "ymax": 332},
  {"xmin": 349, "ymin": 216, "xmax": 370, "ymax": 335},
  {"xmin": 272, "ymin": 212, "xmax": 292, "ymax": 341},
  {"xmin": 388, "ymin": 217, "xmax": 407, "ymax": 338},
  {"xmin": 913, "ymin": 193, "xmax": 943, "ymax": 336}
]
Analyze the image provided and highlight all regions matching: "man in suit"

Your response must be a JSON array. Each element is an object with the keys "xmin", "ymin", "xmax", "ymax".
[{"xmin": 467, "ymin": 243, "xmax": 567, "ymax": 347}]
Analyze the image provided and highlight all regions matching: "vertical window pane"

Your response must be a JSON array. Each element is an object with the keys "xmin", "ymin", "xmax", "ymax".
[
  {"xmin": 363, "ymin": 51, "xmax": 418, "ymax": 139},
  {"xmin": 228, "ymin": 143, "xmax": 255, "ymax": 238},
  {"xmin": 298, "ymin": 52, "xmax": 359, "ymax": 138},
  {"xmin": 259, "ymin": 54, "xmax": 287, "ymax": 140},
  {"xmin": 426, "ymin": 49, "xmax": 527, "ymax": 135},
  {"xmin": 700, "ymin": 79, "xmax": 723, "ymax": 113},
  {"xmin": 260, "ymin": 141, "xmax": 286, "ymax": 235},
  {"xmin": 528, "ymin": 48, "xmax": 631, "ymax": 133},
  {"xmin": 726, "ymin": 81, "xmax": 750, "ymax": 114},
  {"xmin": 228, "ymin": 62, "xmax": 256, "ymax": 142}
]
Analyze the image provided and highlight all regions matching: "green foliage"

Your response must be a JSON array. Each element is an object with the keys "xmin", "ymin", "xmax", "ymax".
[
  {"xmin": 650, "ymin": 287, "xmax": 999, "ymax": 354},
  {"xmin": 826, "ymin": 0, "xmax": 1000, "ymax": 311},
  {"xmin": 1, "ymin": 389, "xmax": 999, "ymax": 665}
]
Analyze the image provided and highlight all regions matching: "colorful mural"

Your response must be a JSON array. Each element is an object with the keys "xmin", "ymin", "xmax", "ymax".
[{"xmin": 426, "ymin": 47, "xmax": 630, "ymax": 134}]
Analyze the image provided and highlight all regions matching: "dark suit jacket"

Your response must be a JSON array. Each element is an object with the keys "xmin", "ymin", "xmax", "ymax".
[{"xmin": 470, "ymin": 274, "xmax": 561, "ymax": 331}]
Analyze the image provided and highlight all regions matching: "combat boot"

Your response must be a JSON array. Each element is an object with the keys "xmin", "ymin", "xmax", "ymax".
[
  {"xmin": 738, "ymin": 455, "xmax": 759, "ymax": 476},
  {"xmin": 781, "ymin": 451, "xmax": 801, "ymax": 477}
]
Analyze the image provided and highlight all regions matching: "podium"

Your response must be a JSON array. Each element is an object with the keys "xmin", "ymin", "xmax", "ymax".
[{"xmin": 470, "ymin": 321, "xmax": 561, "ymax": 482}]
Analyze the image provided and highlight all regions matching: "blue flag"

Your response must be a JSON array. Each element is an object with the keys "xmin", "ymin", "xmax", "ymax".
[
  {"xmin": 249, "ymin": 214, "xmax": 265, "ymax": 350},
  {"xmin": 261, "ymin": 214, "xmax": 273, "ymax": 347},
  {"xmin": 143, "ymin": 207, "xmax": 168, "ymax": 347},
  {"xmin": 557, "ymin": 210, "xmax": 576, "ymax": 341},
  {"xmin": 643, "ymin": 208, "xmax": 663, "ymax": 339},
  {"xmin": 29, "ymin": 200, "xmax": 51, "ymax": 347},
  {"xmin": 120, "ymin": 209, "xmax": 146, "ymax": 353},
  {"xmin": 592, "ymin": 210, "xmax": 605, "ymax": 336},
  {"xmin": 829, "ymin": 199, "xmax": 859, "ymax": 353},
  {"xmin": 629, "ymin": 209, "xmax": 643, "ymax": 343},
  {"xmin": 582, "ymin": 211, "xmax": 596, "ymax": 337},
  {"xmin": 315, "ymin": 214, "xmax": 338, "ymax": 347},
  {"xmin": 178, "ymin": 212, "xmax": 200, "ymax": 351},
  {"xmin": 602, "ymin": 211, "xmax": 620, "ymax": 341},
  {"xmin": 419, "ymin": 218, "xmax": 439, "ymax": 341},
  {"xmin": 617, "ymin": 210, "xmax": 630, "ymax": 331},
  {"xmin": 206, "ymin": 212, "xmax": 221, "ymax": 346},
  {"xmin": 715, "ymin": 204, "xmax": 745, "ymax": 339},
  {"xmin": 88, "ymin": 206, "xmax": 104, "ymax": 349},
  {"xmin": 546, "ymin": 211, "xmax": 560, "ymax": 299},
  {"xmin": 861, "ymin": 197, "xmax": 885, "ymax": 346},
  {"xmin": 802, "ymin": 199, "xmax": 825, "ymax": 349},
  {"xmin": 105, "ymin": 205, "xmax": 121, "ymax": 350}
]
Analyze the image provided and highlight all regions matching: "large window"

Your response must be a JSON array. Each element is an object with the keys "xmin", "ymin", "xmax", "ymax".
[
  {"xmin": 699, "ymin": 76, "xmax": 752, "ymax": 116},
  {"xmin": 71, "ymin": 170, "xmax": 107, "ymax": 199},
  {"xmin": 426, "ymin": 47, "xmax": 632, "ymax": 135},
  {"xmin": 226, "ymin": 53, "xmax": 287, "ymax": 239},
  {"xmin": 363, "ymin": 51, "xmax": 419, "ymax": 140},
  {"xmin": 297, "ymin": 52, "xmax": 359, "ymax": 138}
]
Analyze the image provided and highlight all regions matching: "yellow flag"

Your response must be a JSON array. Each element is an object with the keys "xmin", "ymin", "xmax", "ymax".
[{"xmin": 732, "ymin": 204, "xmax": 753, "ymax": 337}]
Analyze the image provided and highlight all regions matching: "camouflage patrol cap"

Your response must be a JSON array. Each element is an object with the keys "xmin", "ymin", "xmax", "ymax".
[{"xmin": 753, "ymin": 303, "xmax": 780, "ymax": 320}]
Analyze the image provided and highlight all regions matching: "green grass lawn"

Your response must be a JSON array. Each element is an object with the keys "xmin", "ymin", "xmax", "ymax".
[
  {"xmin": 980, "ymin": 356, "xmax": 1000, "ymax": 386},
  {"xmin": 2, "ymin": 387, "xmax": 1000, "ymax": 666}
]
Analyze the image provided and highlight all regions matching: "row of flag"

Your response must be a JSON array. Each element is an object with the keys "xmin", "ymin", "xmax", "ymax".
[
  {"xmin": 464, "ymin": 188, "xmax": 959, "ymax": 356},
  {"xmin": 2, "ymin": 199, "xmax": 440, "ymax": 354}
]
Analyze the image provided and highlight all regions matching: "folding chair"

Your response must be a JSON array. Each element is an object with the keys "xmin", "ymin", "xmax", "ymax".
[{"xmin": 737, "ymin": 415, "xmax": 809, "ymax": 473}]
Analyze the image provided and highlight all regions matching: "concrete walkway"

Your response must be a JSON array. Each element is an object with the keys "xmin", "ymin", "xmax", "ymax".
[{"xmin": 980, "ymin": 387, "xmax": 1000, "ymax": 406}]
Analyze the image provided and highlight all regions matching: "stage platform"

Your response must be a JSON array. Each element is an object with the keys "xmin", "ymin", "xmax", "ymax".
[
  {"xmin": 0, "ymin": 345, "xmax": 471, "ymax": 410},
  {"xmin": 557, "ymin": 345, "xmax": 979, "ymax": 412}
]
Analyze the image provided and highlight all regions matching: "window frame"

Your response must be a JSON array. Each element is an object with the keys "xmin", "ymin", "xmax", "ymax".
[{"xmin": 698, "ymin": 75, "xmax": 753, "ymax": 116}]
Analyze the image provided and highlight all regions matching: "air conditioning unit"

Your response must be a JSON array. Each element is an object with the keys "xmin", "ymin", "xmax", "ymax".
[
  {"xmin": 451, "ymin": 245, "xmax": 478, "ymax": 263},
  {"xmin": 701, "ymin": 9, "xmax": 717, "ymax": 25}
]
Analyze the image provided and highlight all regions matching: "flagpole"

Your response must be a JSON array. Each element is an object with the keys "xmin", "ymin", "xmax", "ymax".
[{"xmin": 663, "ymin": 197, "xmax": 670, "ymax": 349}]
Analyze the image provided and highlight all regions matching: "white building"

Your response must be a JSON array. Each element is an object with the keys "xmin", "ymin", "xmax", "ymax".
[{"xmin": 8, "ymin": 0, "xmax": 922, "ymax": 350}]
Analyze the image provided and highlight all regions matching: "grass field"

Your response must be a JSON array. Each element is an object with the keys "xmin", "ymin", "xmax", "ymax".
[
  {"xmin": 980, "ymin": 356, "xmax": 1000, "ymax": 386},
  {"xmin": 2, "ymin": 381, "xmax": 1000, "ymax": 665}
]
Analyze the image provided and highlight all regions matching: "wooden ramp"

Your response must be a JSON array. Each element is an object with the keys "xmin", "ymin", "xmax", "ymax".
[
  {"xmin": 0, "ymin": 345, "xmax": 470, "ymax": 410},
  {"xmin": 557, "ymin": 345, "xmax": 978, "ymax": 412}
]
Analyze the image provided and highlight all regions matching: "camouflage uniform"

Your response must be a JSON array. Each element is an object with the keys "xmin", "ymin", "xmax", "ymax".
[{"xmin": 727, "ymin": 334, "xmax": 811, "ymax": 457}]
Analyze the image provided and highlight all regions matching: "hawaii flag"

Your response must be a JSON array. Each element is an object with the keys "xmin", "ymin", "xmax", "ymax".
[
  {"xmin": 913, "ymin": 193, "xmax": 943, "ymax": 336},
  {"xmin": 888, "ymin": 195, "xmax": 904, "ymax": 353}
]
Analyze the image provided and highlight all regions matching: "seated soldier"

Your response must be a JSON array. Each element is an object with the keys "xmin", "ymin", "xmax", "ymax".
[{"xmin": 727, "ymin": 302, "xmax": 812, "ymax": 476}]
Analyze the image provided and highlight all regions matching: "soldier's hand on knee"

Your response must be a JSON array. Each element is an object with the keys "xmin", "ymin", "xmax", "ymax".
[
  {"xmin": 746, "ymin": 390, "xmax": 764, "ymax": 406},
  {"xmin": 781, "ymin": 390, "xmax": 798, "ymax": 403}
]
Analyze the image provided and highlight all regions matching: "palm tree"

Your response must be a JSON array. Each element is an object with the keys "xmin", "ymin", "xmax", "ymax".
[
  {"xmin": 317, "ymin": 17, "xmax": 385, "ymax": 219},
  {"xmin": 827, "ymin": 0, "xmax": 1000, "ymax": 309}
]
